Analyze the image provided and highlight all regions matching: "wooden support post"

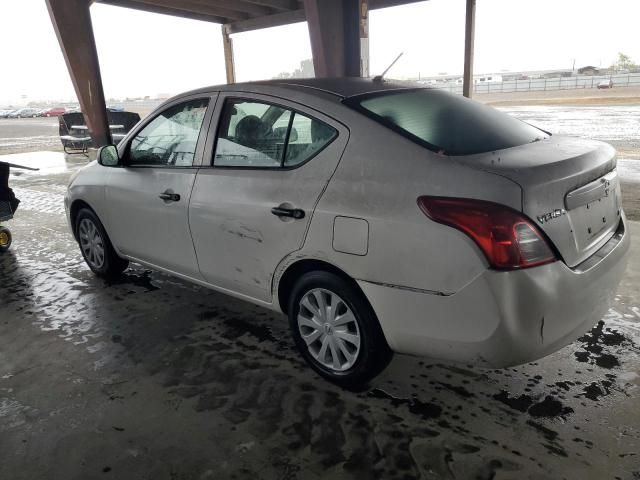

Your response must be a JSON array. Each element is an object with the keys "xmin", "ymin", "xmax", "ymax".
[
  {"xmin": 221, "ymin": 24, "xmax": 236, "ymax": 84},
  {"xmin": 359, "ymin": 0, "xmax": 369, "ymax": 77},
  {"xmin": 46, "ymin": 0, "xmax": 111, "ymax": 146},
  {"xmin": 304, "ymin": 0, "xmax": 360, "ymax": 77},
  {"xmin": 462, "ymin": 0, "xmax": 476, "ymax": 98}
]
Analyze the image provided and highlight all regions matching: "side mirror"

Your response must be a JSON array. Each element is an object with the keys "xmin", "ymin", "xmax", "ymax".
[{"xmin": 98, "ymin": 145, "xmax": 119, "ymax": 167}]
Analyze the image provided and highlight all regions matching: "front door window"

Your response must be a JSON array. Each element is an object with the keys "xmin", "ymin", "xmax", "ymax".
[{"xmin": 128, "ymin": 98, "xmax": 209, "ymax": 167}]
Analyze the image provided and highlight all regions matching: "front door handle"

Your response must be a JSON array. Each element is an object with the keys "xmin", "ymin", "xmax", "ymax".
[
  {"xmin": 159, "ymin": 191, "xmax": 181, "ymax": 202},
  {"xmin": 271, "ymin": 206, "xmax": 305, "ymax": 219}
]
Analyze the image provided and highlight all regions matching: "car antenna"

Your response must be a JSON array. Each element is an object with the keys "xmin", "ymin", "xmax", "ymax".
[{"xmin": 373, "ymin": 52, "xmax": 404, "ymax": 83}]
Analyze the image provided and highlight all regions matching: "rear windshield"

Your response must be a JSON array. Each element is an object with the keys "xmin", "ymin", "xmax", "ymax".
[{"xmin": 344, "ymin": 88, "xmax": 548, "ymax": 156}]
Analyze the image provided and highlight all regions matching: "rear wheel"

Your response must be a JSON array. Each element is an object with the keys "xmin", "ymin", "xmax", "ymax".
[
  {"xmin": 0, "ymin": 226, "xmax": 12, "ymax": 252},
  {"xmin": 288, "ymin": 271, "xmax": 392, "ymax": 387},
  {"xmin": 75, "ymin": 208, "xmax": 128, "ymax": 278}
]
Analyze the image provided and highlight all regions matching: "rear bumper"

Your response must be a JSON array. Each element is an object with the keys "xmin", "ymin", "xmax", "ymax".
[{"xmin": 358, "ymin": 216, "xmax": 630, "ymax": 367}]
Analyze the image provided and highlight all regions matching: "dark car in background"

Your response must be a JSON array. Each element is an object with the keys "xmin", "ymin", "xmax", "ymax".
[{"xmin": 8, "ymin": 108, "xmax": 40, "ymax": 118}]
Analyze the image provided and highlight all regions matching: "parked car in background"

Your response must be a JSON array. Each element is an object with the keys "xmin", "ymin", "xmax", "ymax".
[
  {"xmin": 42, "ymin": 107, "xmax": 67, "ymax": 117},
  {"xmin": 598, "ymin": 79, "xmax": 614, "ymax": 89},
  {"xmin": 65, "ymin": 78, "xmax": 630, "ymax": 386},
  {"xmin": 22, "ymin": 108, "xmax": 41, "ymax": 118},
  {"xmin": 475, "ymin": 74, "xmax": 503, "ymax": 84},
  {"xmin": 8, "ymin": 108, "xmax": 40, "ymax": 118},
  {"xmin": 0, "ymin": 109, "xmax": 17, "ymax": 118}
]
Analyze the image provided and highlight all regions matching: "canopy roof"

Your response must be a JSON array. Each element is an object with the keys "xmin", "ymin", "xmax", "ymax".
[
  {"xmin": 96, "ymin": 0, "xmax": 424, "ymax": 33},
  {"xmin": 47, "ymin": 0, "xmax": 477, "ymax": 146}
]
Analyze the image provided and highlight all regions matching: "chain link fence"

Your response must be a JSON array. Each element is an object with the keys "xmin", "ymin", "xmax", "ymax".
[
  {"xmin": 431, "ymin": 73, "xmax": 640, "ymax": 95},
  {"xmin": 111, "ymin": 73, "xmax": 640, "ymax": 116}
]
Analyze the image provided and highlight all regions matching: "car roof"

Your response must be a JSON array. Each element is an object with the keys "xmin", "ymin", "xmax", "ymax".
[{"xmin": 187, "ymin": 77, "xmax": 418, "ymax": 100}]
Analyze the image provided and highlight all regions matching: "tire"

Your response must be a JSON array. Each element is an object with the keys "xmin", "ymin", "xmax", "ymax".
[
  {"xmin": 75, "ymin": 208, "xmax": 128, "ymax": 278},
  {"xmin": 0, "ymin": 226, "xmax": 12, "ymax": 252},
  {"xmin": 288, "ymin": 270, "xmax": 392, "ymax": 387}
]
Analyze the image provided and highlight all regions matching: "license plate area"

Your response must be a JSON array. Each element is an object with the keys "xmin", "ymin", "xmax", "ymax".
[{"xmin": 566, "ymin": 171, "xmax": 621, "ymax": 252}]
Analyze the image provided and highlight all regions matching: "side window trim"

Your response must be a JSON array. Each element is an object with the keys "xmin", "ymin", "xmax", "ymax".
[
  {"xmin": 118, "ymin": 93, "xmax": 217, "ymax": 169},
  {"xmin": 280, "ymin": 112, "xmax": 296, "ymax": 167},
  {"xmin": 208, "ymin": 95, "xmax": 338, "ymax": 171}
]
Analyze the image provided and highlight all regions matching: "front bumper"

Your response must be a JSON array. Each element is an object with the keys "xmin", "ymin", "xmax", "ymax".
[
  {"xmin": 358, "ymin": 217, "xmax": 631, "ymax": 367},
  {"xmin": 63, "ymin": 193, "xmax": 72, "ymax": 233}
]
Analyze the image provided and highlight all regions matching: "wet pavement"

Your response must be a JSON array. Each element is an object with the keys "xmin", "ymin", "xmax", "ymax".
[
  {"xmin": 0, "ymin": 118, "xmax": 60, "ymax": 155},
  {"xmin": 501, "ymin": 105, "xmax": 640, "ymax": 159},
  {"xmin": 0, "ymin": 153, "xmax": 639, "ymax": 480}
]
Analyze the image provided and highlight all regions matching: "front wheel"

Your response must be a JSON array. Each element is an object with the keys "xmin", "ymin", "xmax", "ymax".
[
  {"xmin": 75, "ymin": 208, "xmax": 128, "ymax": 278},
  {"xmin": 0, "ymin": 226, "xmax": 12, "ymax": 252},
  {"xmin": 288, "ymin": 271, "xmax": 392, "ymax": 387}
]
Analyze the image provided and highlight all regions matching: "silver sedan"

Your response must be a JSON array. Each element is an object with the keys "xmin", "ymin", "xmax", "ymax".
[{"xmin": 65, "ymin": 78, "xmax": 630, "ymax": 386}]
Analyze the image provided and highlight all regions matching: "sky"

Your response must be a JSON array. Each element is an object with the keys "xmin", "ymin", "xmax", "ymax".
[{"xmin": 1, "ymin": 0, "xmax": 639, "ymax": 105}]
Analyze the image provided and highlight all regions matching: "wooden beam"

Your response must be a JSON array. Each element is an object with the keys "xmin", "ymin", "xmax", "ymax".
[
  {"xmin": 122, "ymin": 0, "xmax": 247, "ymax": 21},
  {"xmin": 97, "ymin": 0, "xmax": 228, "ymax": 23},
  {"xmin": 304, "ymin": 0, "xmax": 360, "ymax": 77},
  {"xmin": 221, "ymin": 24, "xmax": 236, "ymax": 84},
  {"xmin": 46, "ymin": 0, "xmax": 111, "ymax": 146},
  {"xmin": 128, "ymin": 0, "xmax": 273, "ymax": 16},
  {"xmin": 369, "ymin": 0, "xmax": 426, "ymax": 10},
  {"xmin": 462, "ymin": 0, "xmax": 476, "ymax": 98},
  {"xmin": 241, "ymin": 0, "xmax": 298, "ymax": 12},
  {"xmin": 226, "ymin": 9, "xmax": 305, "ymax": 34},
  {"xmin": 210, "ymin": 0, "xmax": 274, "ymax": 17}
]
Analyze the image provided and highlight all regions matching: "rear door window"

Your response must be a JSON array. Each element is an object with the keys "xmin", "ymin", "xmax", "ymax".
[
  {"xmin": 344, "ymin": 89, "xmax": 548, "ymax": 156},
  {"xmin": 284, "ymin": 113, "xmax": 337, "ymax": 167},
  {"xmin": 213, "ymin": 99, "xmax": 337, "ymax": 168}
]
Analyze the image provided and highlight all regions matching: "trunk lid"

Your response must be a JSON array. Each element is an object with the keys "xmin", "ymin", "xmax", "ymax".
[{"xmin": 454, "ymin": 136, "xmax": 621, "ymax": 267}]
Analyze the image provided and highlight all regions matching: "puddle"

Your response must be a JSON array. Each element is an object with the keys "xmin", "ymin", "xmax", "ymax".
[
  {"xmin": 493, "ymin": 391, "xmax": 573, "ymax": 418},
  {"xmin": 368, "ymin": 388, "xmax": 443, "ymax": 420},
  {"xmin": 574, "ymin": 320, "xmax": 627, "ymax": 369}
]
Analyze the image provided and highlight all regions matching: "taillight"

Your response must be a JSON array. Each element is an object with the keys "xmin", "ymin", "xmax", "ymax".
[{"xmin": 417, "ymin": 196, "xmax": 557, "ymax": 270}]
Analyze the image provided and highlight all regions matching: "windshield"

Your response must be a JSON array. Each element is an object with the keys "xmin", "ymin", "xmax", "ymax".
[{"xmin": 344, "ymin": 88, "xmax": 548, "ymax": 156}]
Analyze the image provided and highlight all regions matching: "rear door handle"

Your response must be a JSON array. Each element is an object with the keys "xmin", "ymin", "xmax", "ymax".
[
  {"xmin": 271, "ymin": 206, "xmax": 305, "ymax": 219},
  {"xmin": 159, "ymin": 191, "xmax": 180, "ymax": 202}
]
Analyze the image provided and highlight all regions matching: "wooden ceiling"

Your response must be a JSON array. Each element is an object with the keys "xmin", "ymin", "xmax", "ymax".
[{"xmin": 95, "ymin": 0, "xmax": 425, "ymax": 34}]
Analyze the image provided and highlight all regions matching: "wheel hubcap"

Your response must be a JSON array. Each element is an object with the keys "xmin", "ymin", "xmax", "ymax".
[
  {"xmin": 0, "ymin": 231, "xmax": 9, "ymax": 246},
  {"xmin": 78, "ymin": 218, "xmax": 105, "ymax": 269},
  {"xmin": 297, "ymin": 288, "xmax": 361, "ymax": 372}
]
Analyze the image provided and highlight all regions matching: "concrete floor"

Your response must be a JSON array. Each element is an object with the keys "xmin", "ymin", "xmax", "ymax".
[{"xmin": 1, "ymin": 156, "xmax": 639, "ymax": 480}]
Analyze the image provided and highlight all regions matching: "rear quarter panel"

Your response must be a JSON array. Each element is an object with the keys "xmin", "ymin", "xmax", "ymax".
[{"xmin": 298, "ymin": 108, "xmax": 524, "ymax": 294}]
